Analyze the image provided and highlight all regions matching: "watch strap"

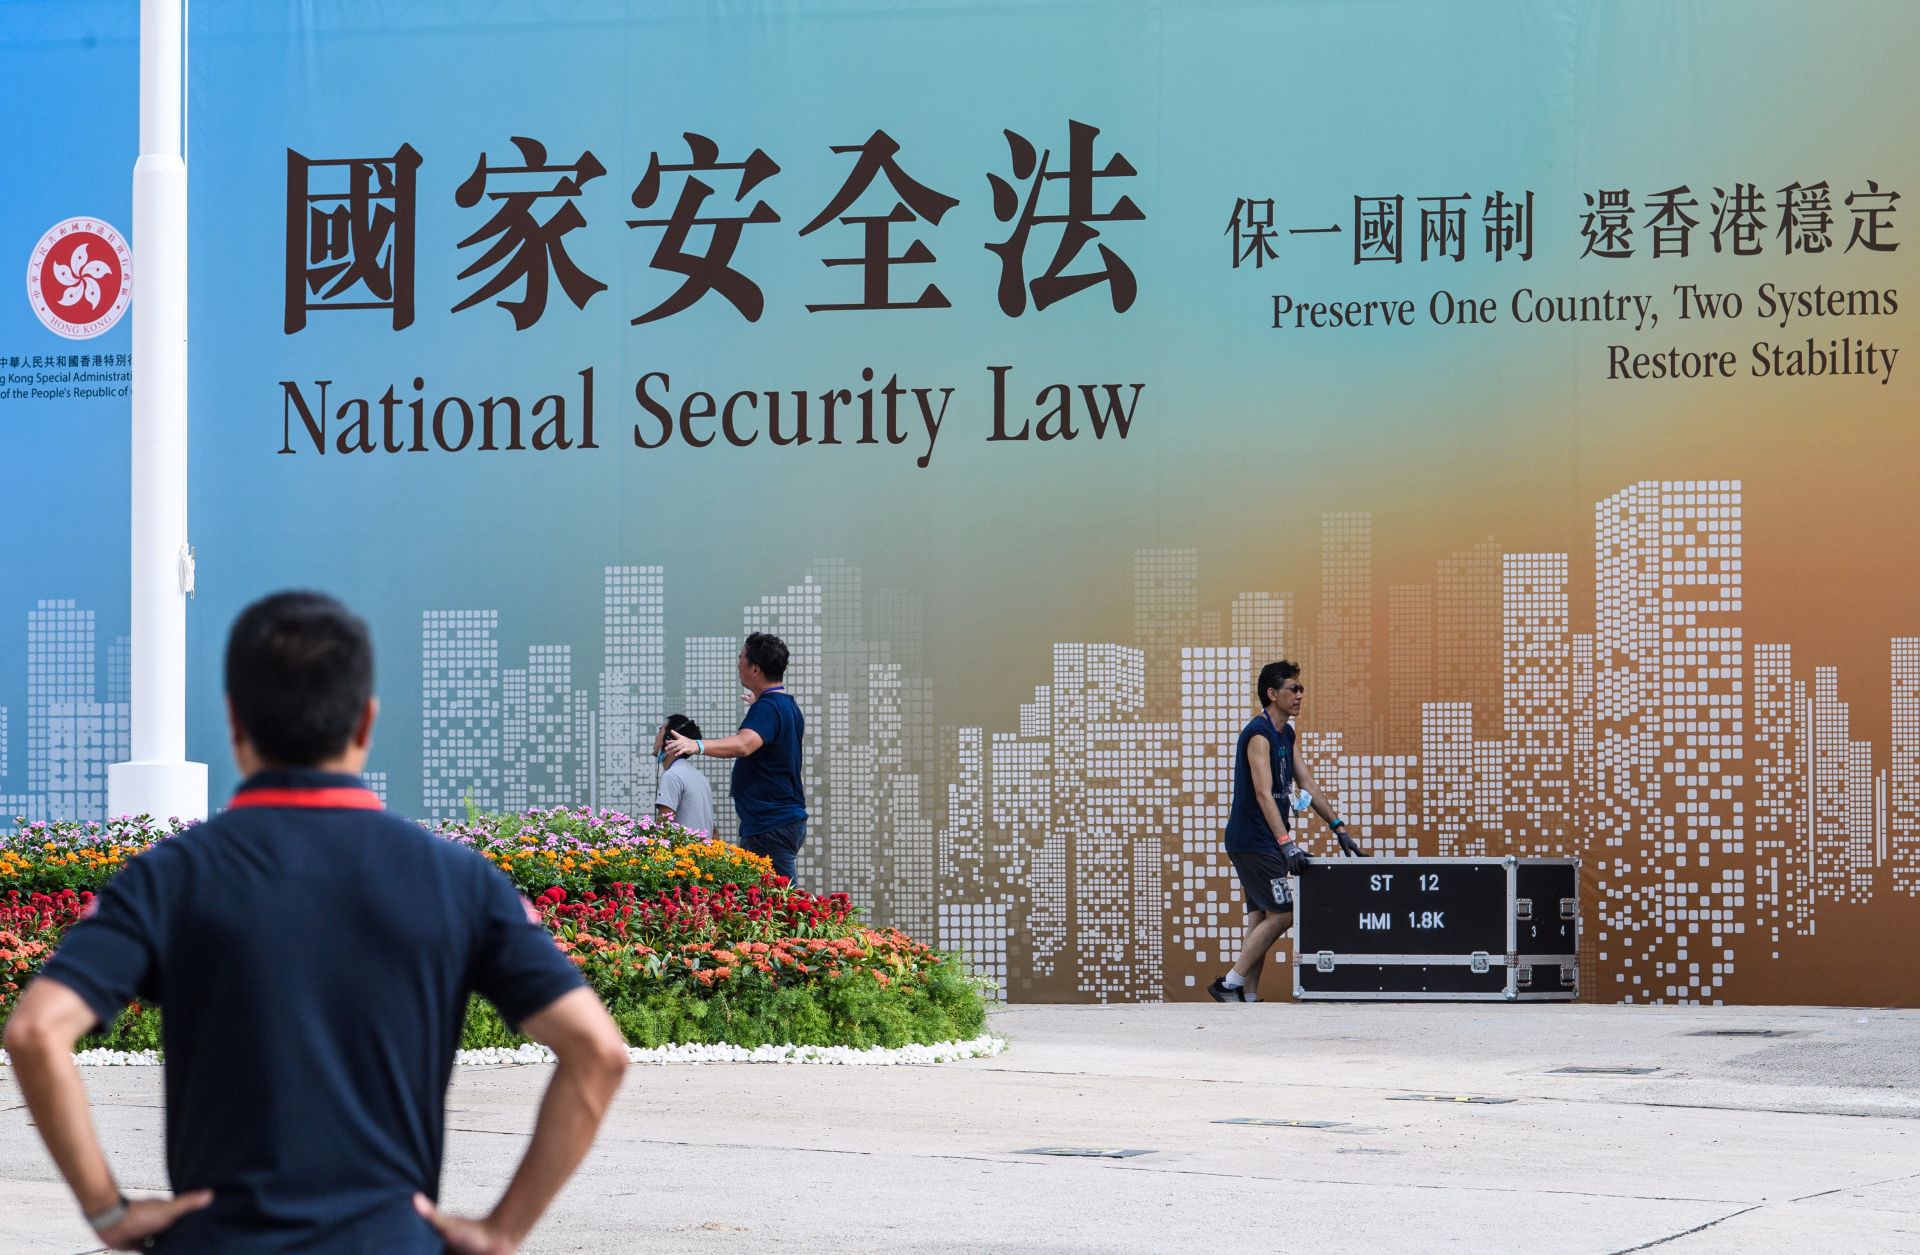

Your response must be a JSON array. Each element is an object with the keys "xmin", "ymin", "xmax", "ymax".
[{"xmin": 85, "ymin": 1193, "xmax": 129, "ymax": 1232}]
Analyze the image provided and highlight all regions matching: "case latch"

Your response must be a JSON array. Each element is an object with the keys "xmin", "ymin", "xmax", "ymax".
[
  {"xmin": 1315, "ymin": 951, "xmax": 1336, "ymax": 973},
  {"xmin": 1470, "ymin": 951, "xmax": 1491, "ymax": 974},
  {"xmin": 1560, "ymin": 897, "xmax": 1577, "ymax": 921},
  {"xmin": 1515, "ymin": 897, "xmax": 1534, "ymax": 921}
]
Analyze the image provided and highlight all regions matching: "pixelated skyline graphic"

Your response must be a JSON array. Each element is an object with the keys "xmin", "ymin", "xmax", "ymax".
[{"xmin": 5, "ymin": 480, "xmax": 1916, "ymax": 1006}]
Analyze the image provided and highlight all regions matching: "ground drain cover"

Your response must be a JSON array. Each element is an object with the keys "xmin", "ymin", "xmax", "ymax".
[
  {"xmin": 1686, "ymin": 1029, "xmax": 1799, "ymax": 1038},
  {"xmin": 1546, "ymin": 1066, "xmax": 1661, "ymax": 1076},
  {"xmin": 1388, "ymin": 1094, "xmax": 1515, "ymax": 1105},
  {"xmin": 1014, "ymin": 1147, "xmax": 1153, "ymax": 1159},
  {"xmin": 1214, "ymin": 1117, "xmax": 1348, "ymax": 1129}
]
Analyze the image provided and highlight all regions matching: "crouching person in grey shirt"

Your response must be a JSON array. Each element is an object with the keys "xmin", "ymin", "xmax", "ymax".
[{"xmin": 652, "ymin": 714, "xmax": 717, "ymax": 836}]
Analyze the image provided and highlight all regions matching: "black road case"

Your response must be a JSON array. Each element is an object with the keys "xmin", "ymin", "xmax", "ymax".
[{"xmin": 1290, "ymin": 856, "xmax": 1579, "ymax": 1001}]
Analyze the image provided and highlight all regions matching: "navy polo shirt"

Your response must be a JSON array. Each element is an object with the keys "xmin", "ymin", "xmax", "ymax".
[
  {"xmin": 37, "ymin": 768, "xmax": 585, "ymax": 1253},
  {"xmin": 730, "ymin": 687, "xmax": 808, "ymax": 837}
]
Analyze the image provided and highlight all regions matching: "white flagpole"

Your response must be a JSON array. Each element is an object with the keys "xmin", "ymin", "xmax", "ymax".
[{"xmin": 107, "ymin": 0, "xmax": 207, "ymax": 822}]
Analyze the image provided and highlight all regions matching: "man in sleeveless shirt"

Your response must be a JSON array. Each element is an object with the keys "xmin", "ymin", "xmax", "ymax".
[{"xmin": 1209, "ymin": 659, "xmax": 1366, "ymax": 1003}]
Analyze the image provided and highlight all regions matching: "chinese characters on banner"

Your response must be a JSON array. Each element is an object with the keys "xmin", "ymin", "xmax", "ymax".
[
  {"xmin": 1226, "ymin": 182, "xmax": 1897, "ymax": 268},
  {"xmin": 283, "ymin": 127, "xmax": 1901, "ymax": 323},
  {"xmin": 285, "ymin": 122, "xmax": 1144, "ymax": 333}
]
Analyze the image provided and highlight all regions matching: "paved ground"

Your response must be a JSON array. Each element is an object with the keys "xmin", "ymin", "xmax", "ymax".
[{"xmin": 3, "ymin": 1001, "xmax": 1917, "ymax": 1253}]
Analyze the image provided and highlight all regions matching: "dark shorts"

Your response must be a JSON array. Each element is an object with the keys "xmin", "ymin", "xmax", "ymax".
[{"xmin": 1228, "ymin": 847, "xmax": 1295, "ymax": 915}]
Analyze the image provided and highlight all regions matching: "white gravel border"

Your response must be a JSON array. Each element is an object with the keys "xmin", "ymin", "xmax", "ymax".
[
  {"xmin": 464, "ymin": 1033, "xmax": 1007, "ymax": 1067},
  {"xmin": 3, "ymin": 1034, "xmax": 1007, "ymax": 1069}
]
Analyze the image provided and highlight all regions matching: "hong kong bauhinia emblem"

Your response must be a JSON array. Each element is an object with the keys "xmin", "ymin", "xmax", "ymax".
[{"xmin": 26, "ymin": 217, "xmax": 133, "ymax": 339}]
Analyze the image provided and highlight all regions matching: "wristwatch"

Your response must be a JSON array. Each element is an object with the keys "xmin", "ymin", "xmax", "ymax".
[{"xmin": 85, "ymin": 1193, "xmax": 129, "ymax": 1233}]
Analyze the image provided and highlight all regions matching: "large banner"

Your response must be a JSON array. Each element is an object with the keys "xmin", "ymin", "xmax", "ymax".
[{"xmin": 4, "ymin": 1, "xmax": 1916, "ymax": 1005}]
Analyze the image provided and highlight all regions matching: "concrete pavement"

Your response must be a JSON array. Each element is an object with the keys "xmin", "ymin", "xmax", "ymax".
[{"xmin": 2, "ymin": 1001, "xmax": 1916, "ymax": 1253}]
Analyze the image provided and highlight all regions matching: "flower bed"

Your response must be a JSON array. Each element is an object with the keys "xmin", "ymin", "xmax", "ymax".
[
  {"xmin": 0, "ymin": 810, "xmax": 989, "ymax": 1057},
  {"xmin": 442, "ymin": 806, "xmax": 777, "ymax": 898},
  {"xmin": 0, "ymin": 816, "xmax": 171, "ymax": 893}
]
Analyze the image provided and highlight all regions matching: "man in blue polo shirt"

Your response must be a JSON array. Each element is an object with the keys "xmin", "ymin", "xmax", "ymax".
[
  {"xmin": 664, "ymin": 632, "xmax": 808, "ymax": 886},
  {"xmin": 4, "ymin": 592, "xmax": 629, "ymax": 1252}
]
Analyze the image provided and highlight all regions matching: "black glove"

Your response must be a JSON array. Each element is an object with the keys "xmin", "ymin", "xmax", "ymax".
[
  {"xmin": 1332, "ymin": 822, "xmax": 1368, "ymax": 857},
  {"xmin": 1276, "ymin": 840, "xmax": 1311, "ymax": 875}
]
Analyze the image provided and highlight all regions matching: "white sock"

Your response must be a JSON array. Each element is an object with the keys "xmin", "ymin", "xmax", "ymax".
[
  {"xmin": 1222, "ymin": 970, "xmax": 1245, "ymax": 989},
  {"xmin": 1242, "ymin": 988, "xmax": 1262, "ymax": 1003}
]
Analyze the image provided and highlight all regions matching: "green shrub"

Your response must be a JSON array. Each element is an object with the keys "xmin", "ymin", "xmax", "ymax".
[
  {"xmin": 78, "ymin": 1003, "xmax": 164, "ymax": 1053},
  {"xmin": 457, "ymin": 956, "xmax": 993, "ymax": 1054},
  {"xmin": 459, "ymin": 998, "xmax": 528, "ymax": 1050}
]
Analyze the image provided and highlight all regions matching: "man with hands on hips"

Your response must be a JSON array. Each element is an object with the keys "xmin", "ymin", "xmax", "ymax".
[{"xmin": 3, "ymin": 593, "xmax": 628, "ymax": 1253}]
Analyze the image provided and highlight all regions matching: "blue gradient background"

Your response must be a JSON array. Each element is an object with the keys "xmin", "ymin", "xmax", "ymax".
[{"xmin": 3, "ymin": 0, "xmax": 1915, "ymax": 810}]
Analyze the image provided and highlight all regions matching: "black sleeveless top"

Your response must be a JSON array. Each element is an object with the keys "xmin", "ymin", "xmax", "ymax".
[{"xmin": 1224, "ymin": 711, "xmax": 1293, "ymax": 852}]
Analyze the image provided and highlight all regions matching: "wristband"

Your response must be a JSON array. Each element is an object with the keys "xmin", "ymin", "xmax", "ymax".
[
  {"xmin": 85, "ymin": 1194, "xmax": 129, "ymax": 1233},
  {"xmin": 695, "ymin": 740, "xmax": 705, "ymax": 756},
  {"xmin": 1330, "ymin": 817, "xmax": 1346, "ymax": 831}
]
